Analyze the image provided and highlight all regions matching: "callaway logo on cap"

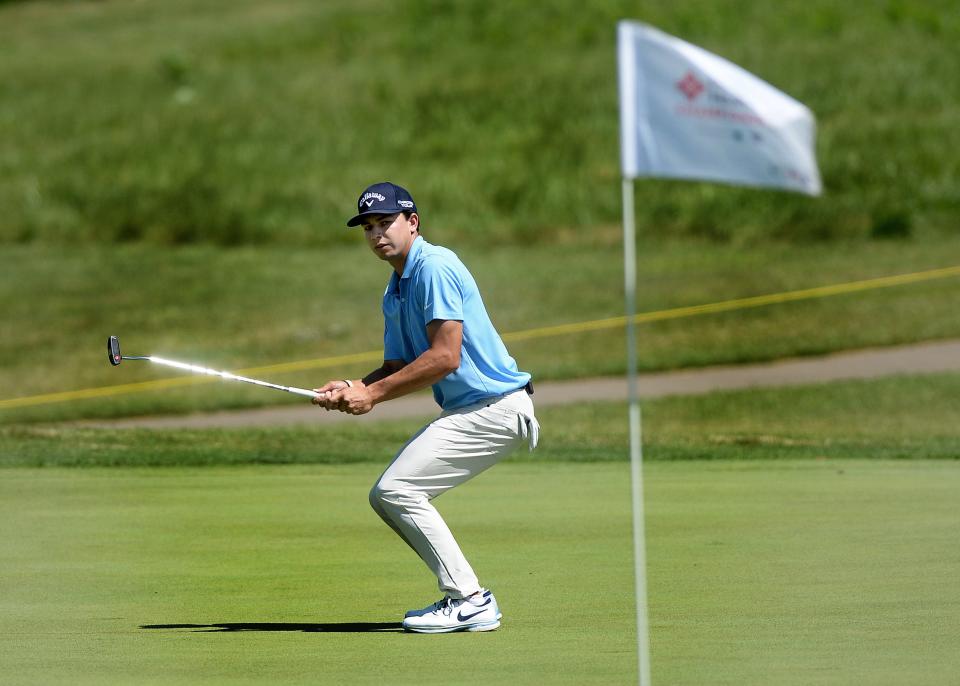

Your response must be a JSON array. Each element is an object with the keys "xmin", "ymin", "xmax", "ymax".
[{"xmin": 347, "ymin": 182, "xmax": 418, "ymax": 227}]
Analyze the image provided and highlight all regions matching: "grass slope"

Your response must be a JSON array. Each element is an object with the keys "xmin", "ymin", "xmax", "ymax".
[{"xmin": 0, "ymin": 0, "xmax": 958, "ymax": 245}]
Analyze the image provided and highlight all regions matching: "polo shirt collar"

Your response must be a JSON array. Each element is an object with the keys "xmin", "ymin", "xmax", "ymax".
[{"xmin": 400, "ymin": 235, "xmax": 424, "ymax": 280}]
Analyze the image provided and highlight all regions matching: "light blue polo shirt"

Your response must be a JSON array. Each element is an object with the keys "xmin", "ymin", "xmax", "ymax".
[{"xmin": 382, "ymin": 236, "xmax": 531, "ymax": 410}]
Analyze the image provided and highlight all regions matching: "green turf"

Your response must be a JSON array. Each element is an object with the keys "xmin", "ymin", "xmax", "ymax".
[
  {"xmin": 0, "ymin": 463, "xmax": 636, "ymax": 685},
  {"xmin": 2, "ymin": 239, "xmax": 959, "ymax": 423},
  {"xmin": 2, "ymin": 460, "xmax": 957, "ymax": 685},
  {"xmin": 3, "ymin": 372, "xmax": 958, "ymax": 467},
  {"xmin": 644, "ymin": 459, "xmax": 960, "ymax": 685}
]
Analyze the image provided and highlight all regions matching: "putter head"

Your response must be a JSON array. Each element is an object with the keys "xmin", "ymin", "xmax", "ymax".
[{"xmin": 107, "ymin": 335, "xmax": 122, "ymax": 366}]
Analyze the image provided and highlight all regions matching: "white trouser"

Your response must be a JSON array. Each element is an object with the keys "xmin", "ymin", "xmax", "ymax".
[{"xmin": 369, "ymin": 388, "xmax": 539, "ymax": 599}]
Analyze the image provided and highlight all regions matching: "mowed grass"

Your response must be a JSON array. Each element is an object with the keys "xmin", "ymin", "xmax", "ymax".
[
  {"xmin": 1, "ymin": 463, "xmax": 636, "ymax": 686},
  {"xmin": 2, "ymin": 377, "xmax": 958, "ymax": 683},
  {"xmin": 2, "ymin": 461, "xmax": 958, "ymax": 685},
  {"xmin": 2, "ymin": 237, "xmax": 960, "ymax": 423},
  {"xmin": 644, "ymin": 460, "xmax": 960, "ymax": 686}
]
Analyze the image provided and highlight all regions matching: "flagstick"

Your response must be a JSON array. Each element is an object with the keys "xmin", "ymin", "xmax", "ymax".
[
  {"xmin": 624, "ymin": 183, "xmax": 653, "ymax": 686},
  {"xmin": 623, "ymin": 177, "xmax": 653, "ymax": 686}
]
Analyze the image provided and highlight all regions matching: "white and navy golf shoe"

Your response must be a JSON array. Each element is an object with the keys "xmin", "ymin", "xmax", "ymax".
[{"xmin": 402, "ymin": 589, "xmax": 501, "ymax": 633}]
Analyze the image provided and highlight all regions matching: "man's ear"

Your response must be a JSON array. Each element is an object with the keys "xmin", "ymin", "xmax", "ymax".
[{"xmin": 409, "ymin": 212, "xmax": 420, "ymax": 232}]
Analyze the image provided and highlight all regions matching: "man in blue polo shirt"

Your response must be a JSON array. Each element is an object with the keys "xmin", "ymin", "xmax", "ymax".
[{"xmin": 313, "ymin": 182, "xmax": 538, "ymax": 634}]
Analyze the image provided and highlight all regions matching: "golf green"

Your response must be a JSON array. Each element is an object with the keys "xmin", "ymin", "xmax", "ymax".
[{"xmin": 2, "ymin": 460, "xmax": 957, "ymax": 685}]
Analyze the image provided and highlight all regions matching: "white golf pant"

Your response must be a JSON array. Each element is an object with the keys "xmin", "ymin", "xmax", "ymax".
[{"xmin": 369, "ymin": 388, "xmax": 538, "ymax": 599}]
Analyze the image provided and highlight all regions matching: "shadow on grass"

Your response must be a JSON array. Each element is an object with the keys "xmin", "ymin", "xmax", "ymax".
[{"xmin": 140, "ymin": 622, "xmax": 403, "ymax": 633}]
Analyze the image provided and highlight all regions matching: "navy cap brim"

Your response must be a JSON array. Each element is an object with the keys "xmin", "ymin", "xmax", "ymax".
[{"xmin": 346, "ymin": 208, "xmax": 403, "ymax": 227}]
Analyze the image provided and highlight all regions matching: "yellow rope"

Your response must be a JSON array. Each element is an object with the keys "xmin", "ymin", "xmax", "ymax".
[{"xmin": 3, "ymin": 264, "xmax": 959, "ymax": 410}]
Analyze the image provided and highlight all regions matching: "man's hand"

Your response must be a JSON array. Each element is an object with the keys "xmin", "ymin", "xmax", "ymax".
[
  {"xmin": 311, "ymin": 380, "xmax": 348, "ymax": 410},
  {"xmin": 311, "ymin": 380, "xmax": 374, "ymax": 415},
  {"xmin": 333, "ymin": 384, "xmax": 375, "ymax": 415}
]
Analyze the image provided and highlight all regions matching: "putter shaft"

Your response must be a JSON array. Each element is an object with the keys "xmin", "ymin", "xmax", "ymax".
[
  {"xmin": 146, "ymin": 356, "xmax": 319, "ymax": 398},
  {"xmin": 108, "ymin": 336, "xmax": 318, "ymax": 399}
]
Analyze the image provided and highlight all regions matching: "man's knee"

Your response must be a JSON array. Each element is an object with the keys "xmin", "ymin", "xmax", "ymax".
[
  {"xmin": 369, "ymin": 478, "xmax": 401, "ymax": 511},
  {"xmin": 370, "ymin": 478, "xmax": 421, "ymax": 513},
  {"xmin": 369, "ymin": 481, "xmax": 388, "ymax": 514}
]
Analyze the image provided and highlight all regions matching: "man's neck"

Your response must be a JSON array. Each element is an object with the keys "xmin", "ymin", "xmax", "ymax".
[{"xmin": 389, "ymin": 234, "xmax": 420, "ymax": 275}]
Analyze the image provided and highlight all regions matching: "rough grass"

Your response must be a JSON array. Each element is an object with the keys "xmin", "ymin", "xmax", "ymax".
[
  {"xmin": 0, "ymin": 0, "xmax": 958, "ymax": 246},
  {"xmin": 3, "ymin": 372, "xmax": 958, "ymax": 467},
  {"xmin": 1, "ymin": 237, "xmax": 959, "ymax": 423},
  {"xmin": 3, "ymin": 0, "xmax": 960, "ymax": 425}
]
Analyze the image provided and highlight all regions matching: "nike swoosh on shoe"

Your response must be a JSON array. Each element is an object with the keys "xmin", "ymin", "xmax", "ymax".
[{"xmin": 457, "ymin": 598, "xmax": 492, "ymax": 622}]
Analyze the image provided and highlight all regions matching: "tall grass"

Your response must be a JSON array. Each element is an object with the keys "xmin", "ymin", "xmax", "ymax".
[{"xmin": 1, "ymin": 0, "xmax": 957, "ymax": 246}]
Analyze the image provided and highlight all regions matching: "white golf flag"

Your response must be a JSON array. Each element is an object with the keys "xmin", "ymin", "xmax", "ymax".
[{"xmin": 618, "ymin": 21, "xmax": 822, "ymax": 195}]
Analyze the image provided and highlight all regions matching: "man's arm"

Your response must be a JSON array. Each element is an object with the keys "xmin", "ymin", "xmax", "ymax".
[
  {"xmin": 366, "ymin": 319, "xmax": 461, "ymax": 405},
  {"xmin": 361, "ymin": 360, "xmax": 406, "ymax": 387},
  {"xmin": 324, "ymin": 319, "xmax": 462, "ymax": 415}
]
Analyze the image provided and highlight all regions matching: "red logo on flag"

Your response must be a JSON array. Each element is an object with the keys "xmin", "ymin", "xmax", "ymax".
[{"xmin": 676, "ymin": 71, "xmax": 705, "ymax": 101}]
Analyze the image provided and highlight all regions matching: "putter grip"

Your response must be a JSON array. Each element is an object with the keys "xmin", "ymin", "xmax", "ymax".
[{"xmin": 288, "ymin": 387, "xmax": 321, "ymax": 398}]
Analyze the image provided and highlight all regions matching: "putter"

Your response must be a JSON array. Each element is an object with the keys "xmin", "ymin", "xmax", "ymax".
[{"xmin": 107, "ymin": 335, "xmax": 320, "ymax": 399}]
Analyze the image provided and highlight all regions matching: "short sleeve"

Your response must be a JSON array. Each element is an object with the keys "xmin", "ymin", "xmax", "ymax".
[
  {"xmin": 383, "ymin": 320, "xmax": 404, "ymax": 361},
  {"xmin": 417, "ymin": 259, "xmax": 464, "ymax": 325},
  {"xmin": 382, "ymin": 288, "xmax": 405, "ymax": 361}
]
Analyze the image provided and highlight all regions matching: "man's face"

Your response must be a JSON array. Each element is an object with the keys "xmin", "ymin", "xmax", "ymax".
[{"xmin": 361, "ymin": 212, "xmax": 419, "ymax": 264}]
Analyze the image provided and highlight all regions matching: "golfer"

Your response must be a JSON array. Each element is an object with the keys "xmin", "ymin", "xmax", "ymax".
[{"xmin": 313, "ymin": 181, "xmax": 538, "ymax": 633}]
